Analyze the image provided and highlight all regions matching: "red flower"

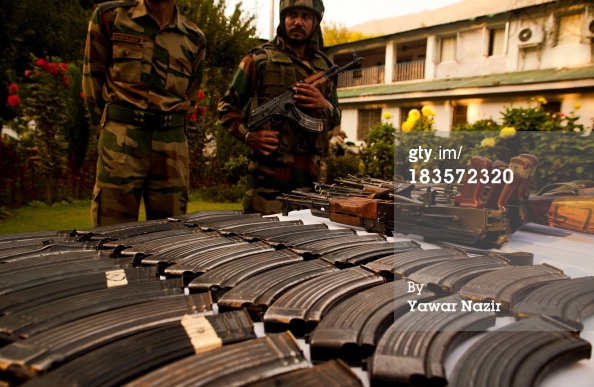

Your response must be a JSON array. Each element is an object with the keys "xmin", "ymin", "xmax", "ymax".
[
  {"xmin": 7, "ymin": 95, "xmax": 21, "ymax": 107},
  {"xmin": 190, "ymin": 113, "xmax": 197, "ymax": 122},
  {"xmin": 197, "ymin": 90, "xmax": 205, "ymax": 100},
  {"xmin": 24, "ymin": 70, "xmax": 32, "ymax": 78},
  {"xmin": 200, "ymin": 106, "xmax": 207, "ymax": 115},
  {"xmin": 59, "ymin": 62, "xmax": 69, "ymax": 71},
  {"xmin": 35, "ymin": 58, "xmax": 49, "ymax": 70},
  {"xmin": 47, "ymin": 64, "xmax": 60, "ymax": 75},
  {"xmin": 63, "ymin": 76, "xmax": 70, "ymax": 87},
  {"xmin": 8, "ymin": 83, "xmax": 18, "ymax": 94},
  {"xmin": 80, "ymin": 91, "xmax": 85, "ymax": 99}
]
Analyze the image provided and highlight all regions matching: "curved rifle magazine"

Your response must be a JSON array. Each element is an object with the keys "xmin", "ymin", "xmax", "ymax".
[{"xmin": 448, "ymin": 315, "xmax": 592, "ymax": 387}]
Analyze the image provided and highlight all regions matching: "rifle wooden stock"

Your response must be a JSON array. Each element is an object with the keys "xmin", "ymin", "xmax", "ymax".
[
  {"xmin": 526, "ymin": 188, "xmax": 594, "ymax": 234},
  {"xmin": 329, "ymin": 197, "xmax": 380, "ymax": 227}
]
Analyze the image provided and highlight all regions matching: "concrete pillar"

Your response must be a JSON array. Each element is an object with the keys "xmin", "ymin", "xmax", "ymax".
[{"xmin": 385, "ymin": 40, "xmax": 395, "ymax": 84}]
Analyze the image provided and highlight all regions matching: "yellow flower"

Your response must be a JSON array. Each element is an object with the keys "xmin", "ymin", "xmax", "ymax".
[
  {"xmin": 421, "ymin": 105, "xmax": 436, "ymax": 117},
  {"xmin": 408, "ymin": 109, "xmax": 421, "ymax": 122},
  {"xmin": 574, "ymin": 102, "xmax": 581, "ymax": 110},
  {"xmin": 500, "ymin": 126, "xmax": 516, "ymax": 139},
  {"xmin": 481, "ymin": 137, "xmax": 496, "ymax": 148},
  {"xmin": 383, "ymin": 112, "xmax": 392, "ymax": 120},
  {"xmin": 401, "ymin": 121, "xmax": 413, "ymax": 132},
  {"xmin": 537, "ymin": 97, "xmax": 547, "ymax": 105}
]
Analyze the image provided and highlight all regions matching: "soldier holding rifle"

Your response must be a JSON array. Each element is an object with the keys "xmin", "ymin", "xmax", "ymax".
[{"xmin": 218, "ymin": 0, "xmax": 341, "ymax": 215}]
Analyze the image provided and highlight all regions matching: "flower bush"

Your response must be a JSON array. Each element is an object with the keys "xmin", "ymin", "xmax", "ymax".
[
  {"xmin": 6, "ymin": 56, "xmax": 75, "ymax": 204},
  {"xmin": 449, "ymin": 99, "xmax": 593, "ymax": 191},
  {"xmin": 363, "ymin": 100, "xmax": 594, "ymax": 193},
  {"xmin": 190, "ymin": 89, "xmax": 208, "ymax": 123},
  {"xmin": 361, "ymin": 122, "xmax": 396, "ymax": 180},
  {"xmin": 401, "ymin": 105, "xmax": 436, "ymax": 132}
]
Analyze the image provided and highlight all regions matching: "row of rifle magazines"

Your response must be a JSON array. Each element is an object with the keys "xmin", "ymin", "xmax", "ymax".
[{"xmin": 0, "ymin": 209, "xmax": 592, "ymax": 386}]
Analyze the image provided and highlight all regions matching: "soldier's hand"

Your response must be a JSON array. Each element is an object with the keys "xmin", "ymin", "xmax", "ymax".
[
  {"xmin": 246, "ymin": 125, "xmax": 279, "ymax": 156},
  {"xmin": 293, "ymin": 82, "xmax": 330, "ymax": 110}
]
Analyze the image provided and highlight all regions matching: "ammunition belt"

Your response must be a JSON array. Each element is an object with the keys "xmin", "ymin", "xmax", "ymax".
[{"xmin": 105, "ymin": 104, "xmax": 185, "ymax": 130}]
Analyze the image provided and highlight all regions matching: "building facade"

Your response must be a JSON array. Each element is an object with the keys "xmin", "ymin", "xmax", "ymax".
[{"xmin": 325, "ymin": 0, "xmax": 594, "ymax": 142}]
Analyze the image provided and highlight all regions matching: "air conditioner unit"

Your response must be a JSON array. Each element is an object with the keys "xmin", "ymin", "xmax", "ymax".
[{"xmin": 517, "ymin": 25, "xmax": 544, "ymax": 46}]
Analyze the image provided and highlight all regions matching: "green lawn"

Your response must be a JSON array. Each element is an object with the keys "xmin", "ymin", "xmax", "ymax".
[{"xmin": 0, "ymin": 199, "xmax": 242, "ymax": 235}]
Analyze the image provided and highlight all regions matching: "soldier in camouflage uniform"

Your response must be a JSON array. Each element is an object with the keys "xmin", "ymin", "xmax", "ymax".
[
  {"xmin": 217, "ymin": 0, "xmax": 340, "ymax": 215},
  {"xmin": 83, "ymin": 0, "xmax": 206, "ymax": 227}
]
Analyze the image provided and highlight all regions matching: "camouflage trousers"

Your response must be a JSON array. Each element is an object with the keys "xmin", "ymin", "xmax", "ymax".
[
  {"xmin": 91, "ymin": 119, "xmax": 189, "ymax": 227},
  {"xmin": 243, "ymin": 152, "xmax": 324, "ymax": 215}
]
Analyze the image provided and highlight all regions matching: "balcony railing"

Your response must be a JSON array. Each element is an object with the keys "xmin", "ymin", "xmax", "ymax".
[
  {"xmin": 337, "ymin": 65, "xmax": 384, "ymax": 88},
  {"xmin": 336, "ymin": 60, "xmax": 426, "ymax": 88},
  {"xmin": 394, "ymin": 59, "xmax": 425, "ymax": 82}
]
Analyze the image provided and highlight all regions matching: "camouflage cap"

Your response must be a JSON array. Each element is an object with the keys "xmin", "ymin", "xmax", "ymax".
[{"xmin": 279, "ymin": 0, "xmax": 325, "ymax": 21}]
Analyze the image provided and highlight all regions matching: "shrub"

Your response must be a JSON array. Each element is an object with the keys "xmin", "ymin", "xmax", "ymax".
[
  {"xmin": 361, "ymin": 122, "xmax": 395, "ymax": 180},
  {"xmin": 324, "ymin": 155, "xmax": 363, "ymax": 183},
  {"xmin": 7, "ymin": 56, "xmax": 75, "ymax": 204},
  {"xmin": 452, "ymin": 99, "xmax": 593, "ymax": 192}
]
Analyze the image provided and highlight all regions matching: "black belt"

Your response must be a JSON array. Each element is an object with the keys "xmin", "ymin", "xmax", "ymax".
[{"xmin": 106, "ymin": 104, "xmax": 185, "ymax": 130}]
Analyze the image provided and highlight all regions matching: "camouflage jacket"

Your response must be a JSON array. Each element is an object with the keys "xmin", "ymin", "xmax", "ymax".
[
  {"xmin": 82, "ymin": 0, "xmax": 206, "ymax": 127},
  {"xmin": 217, "ymin": 37, "xmax": 341, "ymax": 146}
]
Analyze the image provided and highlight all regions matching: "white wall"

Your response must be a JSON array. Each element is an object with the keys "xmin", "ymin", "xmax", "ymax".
[{"xmin": 339, "ymin": 109, "xmax": 359, "ymax": 141}]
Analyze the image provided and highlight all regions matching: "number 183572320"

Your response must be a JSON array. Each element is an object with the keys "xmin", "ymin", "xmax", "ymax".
[{"xmin": 409, "ymin": 168, "xmax": 514, "ymax": 185}]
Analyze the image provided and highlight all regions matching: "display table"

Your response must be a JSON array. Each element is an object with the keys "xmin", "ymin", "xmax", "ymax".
[
  {"xmin": 275, "ymin": 209, "xmax": 594, "ymax": 387},
  {"xmin": 0, "ymin": 209, "xmax": 591, "ymax": 386}
]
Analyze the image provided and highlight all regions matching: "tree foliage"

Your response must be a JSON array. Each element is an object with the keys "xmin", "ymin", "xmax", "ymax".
[
  {"xmin": 322, "ymin": 21, "xmax": 375, "ymax": 46},
  {"xmin": 0, "ymin": 0, "xmax": 90, "ymax": 120},
  {"xmin": 178, "ymin": 0, "xmax": 259, "ymax": 187}
]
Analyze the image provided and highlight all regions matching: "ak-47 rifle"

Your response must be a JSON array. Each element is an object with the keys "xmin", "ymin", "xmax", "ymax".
[
  {"xmin": 280, "ymin": 164, "xmax": 512, "ymax": 248},
  {"xmin": 524, "ymin": 181, "xmax": 594, "ymax": 234},
  {"xmin": 279, "ymin": 154, "xmax": 594, "ymax": 248},
  {"xmin": 247, "ymin": 53, "xmax": 363, "ymax": 133}
]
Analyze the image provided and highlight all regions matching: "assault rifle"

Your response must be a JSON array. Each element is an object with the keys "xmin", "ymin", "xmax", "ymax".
[
  {"xmin": 279, "ymin": 190, "xmax": 510, "ymax": 248},
  {"xmin": 523, "ymin": 181, "xmax": 594, "ymax": 234},
  {"xmin": 279, "ymin": 156, "xmax": 594, "ymax": 248},
  {"xmin": 280, "ymin": 154, "xmax": 562, "ymax": 246},
  {"xmin": 247, "ymin": 53, "xmax": 363, "ymax": 133}
]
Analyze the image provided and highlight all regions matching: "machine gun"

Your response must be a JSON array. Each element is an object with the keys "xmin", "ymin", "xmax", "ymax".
[{"xmin": 247, "ymin": 53, "xmax": 363, "ymax": 133}]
